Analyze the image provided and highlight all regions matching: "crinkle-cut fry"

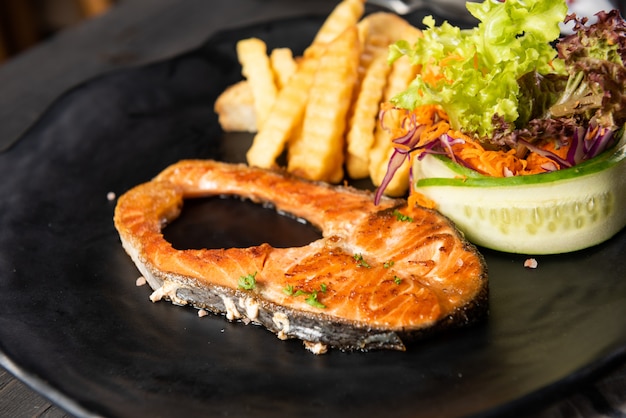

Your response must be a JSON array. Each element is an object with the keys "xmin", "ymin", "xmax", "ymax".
[
  {"xmin": 358, "ymin": 12, "xmax": 415, "ymax": 46},
  {"xmin": 346, "ymin": 53, "xmax": 391, "ymax": 179},
  {"xmin": 356, "ymin": 12, "xmax": 416, "ymax": 76},
  {"xmin": 214, "ymin": 80, "xmax": 257, "ymax": 133},
  {"xmin": 287, "ymin": 27, "xmax": 360, "ymax": 183},
  {"xmin": 369, "ymin": 26, "xmax": 421, "ymax": 196},
  {"xmin": 236, "ymin": 38, "xmax": 277, "ymax": 129},
  {"xmin": 311, "ymin": 0, "xmax": 365, "ymax": 46},
  {"xmin": 347, "ymin": 16, "xmax": 421, "ymax": 179},
  {"xmin": 270, "ymin": 48, "xmax": 297, "ymax": 90},
  {"xmin": 246, "ymin": 56, "xmax": 320, "ymax": 169}
]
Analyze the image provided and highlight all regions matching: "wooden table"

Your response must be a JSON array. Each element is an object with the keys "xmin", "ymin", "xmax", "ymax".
[{"xmin": 0, "ymin": 1, "xmax": 625, "ymax": 416}]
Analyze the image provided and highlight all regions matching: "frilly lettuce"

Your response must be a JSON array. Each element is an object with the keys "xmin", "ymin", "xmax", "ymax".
[
  {"xmin": 551, "ymin": 10, "xmax": 626, "ymax": 128},
  {"xmin": 389, "ymin": 0, "xmax": 568, "ymax": 140}
]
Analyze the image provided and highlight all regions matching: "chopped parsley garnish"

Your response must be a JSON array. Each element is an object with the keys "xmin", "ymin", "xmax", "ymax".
[
  {"xmin": 384, "ymin": 260, "xmax": 395, "ymax": 269},
  {"xmin": 303, "ymin": 292, "xmax": 325, "ymax": 309},
  {"xmin": 353, "ymin": 253, "xmax": 371, "ymax": 268},
  {"xmin": 393, "ymin": 276, "xmax": 403, "ymax": 285},
  {"xmin": 238, "ymin": 272, "xmax": 257, "ymax": 290},
  {"xmin": 282, "ymin": 283, "xmax": 328, "ymax": 309},
  {"xmin": 393, "ymin": 209, "xmax": 413, "ymax": 222}
]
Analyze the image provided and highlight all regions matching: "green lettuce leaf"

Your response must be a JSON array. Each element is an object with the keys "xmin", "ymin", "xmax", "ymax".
[{"xmin": 389, "ymin": 0, "xmax": 568, "ymax": 140}]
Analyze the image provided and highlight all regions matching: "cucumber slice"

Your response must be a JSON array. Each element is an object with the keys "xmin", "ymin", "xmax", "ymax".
[{"xmin": 412, "ymin": 133, "xmax": 626, "ymax": 254}]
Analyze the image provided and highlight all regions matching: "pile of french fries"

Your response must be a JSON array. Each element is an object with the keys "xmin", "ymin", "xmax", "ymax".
[{"xmin": 214, "ymin": 0, "xmax": 422, "ymax": 196}]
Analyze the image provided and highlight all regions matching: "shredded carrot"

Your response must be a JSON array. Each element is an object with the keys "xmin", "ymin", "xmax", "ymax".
[
  {"xmin": 408, "ymin": 190, "xmax": 437, "ymax": 210},
  {"xmin": 384, "ymin": 105, "xmax": 452, "ymax": 151},
  {"xmin": 525, "ymin": 152, "xmax": 560, "ymax": 173},
  {"xmin": 420, "ymin": 120, "xmax": 450, "ymax": 145},
  {"xmin": 381, "ymin": 103, "xmax": 579, "ymax": 213},
  {"xmin": 439, "ymin": 53, "xmax": 464, "ymax": 67},
  {"xmin": 523, "ymin": 139, "xmax": 571, "ymax": 173},
  {"xmin": 538, "ymin": 138, "xmax": 570, "ymax": 160},
  {"xmin": 420, "ymin": 54, "xmax": 464, "ymax": 85},
  {"xmin": 451, "ymin": 139, "xmax": 526, "ymax": 177},
  {"xmin": 393, "ymin": 143, "xmax": 412, "ymax": 152},
  {"xmin": 387, "ymin": 104, "xmax": 570, "ymax": 179},
  {"xmin": 421, "ymin": 66, "xmax": 447, "ymax": 85}
]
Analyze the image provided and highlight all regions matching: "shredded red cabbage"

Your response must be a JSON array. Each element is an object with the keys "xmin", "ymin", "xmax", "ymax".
[
  {"xmin": 374, "ymin": 118, "xmax": 619, "ymax": 204},
  {"xmin": 518, "ymin": 122, "xmax": 617, "ymax": 169},
  {"xmin": 374, "ymin": 110, "xmax": 419, "ymax": 205},
  {"xmin": 374, "ymin": 116, "xmax": 466, "ymax": 204}
]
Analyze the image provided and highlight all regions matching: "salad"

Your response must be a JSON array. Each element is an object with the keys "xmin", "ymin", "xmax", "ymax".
[{"xmin": 375, "ymin": 0, "xmax": 626, "ymax": 254}]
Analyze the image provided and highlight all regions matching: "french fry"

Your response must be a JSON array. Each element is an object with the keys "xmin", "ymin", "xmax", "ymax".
[
  {"xmin": 311, "ymin": 0, "xmax": 365, "ymax": 46},
  {"xmin": 246, "ymin": 56, "xmax": 320, "ymax": 169},
  {"xmin": 345, "ymin": 53, "xmax": 391, "ymax": 178},
  {"xmin": 246, "ymin": 0, "xmax": 365, "ymax": 170},
  {"xmin": 287, "ymin": 27, "xmax": 360, "ymax": 183},
  {"xmin": 368, "ymin": 26, "xmax": 421, "ymax": 196},
  {"xmin": 270, "ymin": 48, "xmax": 298, "ymax": 90},
  {"xmin": 347, "ymin": 15, "xmax": 420, "ymax": 179},
  {"xmin": 214, "ymin": 80, "xmax": 257, "ymax": 133},
  {"xmin": 236, "ymin": 38, "xmax": 277, "ymax": 129},
  {"xmin": 356, "ymin": 13, "xmax": 413, "ymax": 75},
  {"xmin": 358, "ymin": 12, "xmax": 414, "ymax": 46},
  {"xmin": 225, "ymin": 3, "xmax": 424, "ymax": 197}
]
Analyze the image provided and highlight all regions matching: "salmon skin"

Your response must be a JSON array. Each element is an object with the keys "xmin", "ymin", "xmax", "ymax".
[{"xmin": 114, "ymin": 160, "xmax": 488, "ymax": 353}]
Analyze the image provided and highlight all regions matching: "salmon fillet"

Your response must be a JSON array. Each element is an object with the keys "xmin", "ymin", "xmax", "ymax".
[{"xmin": 113, "ymin": 160, "xmax": 488, "ymax": 353}]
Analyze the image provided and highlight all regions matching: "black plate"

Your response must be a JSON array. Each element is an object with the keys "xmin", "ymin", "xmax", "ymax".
[{"xmin": 1, "ymin": 13, "xmax": 626, "ymax": 418}]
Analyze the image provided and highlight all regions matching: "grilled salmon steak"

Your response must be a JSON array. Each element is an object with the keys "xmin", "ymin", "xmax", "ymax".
[{"xmin": 114, "ymin": 160, "xmax": 488, "ymax": 353}]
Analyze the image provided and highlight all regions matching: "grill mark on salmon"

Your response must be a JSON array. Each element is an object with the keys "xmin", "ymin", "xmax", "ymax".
[{"xmin": 114, "ymin": 160, "xmax": 488, "ymax": 352}]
